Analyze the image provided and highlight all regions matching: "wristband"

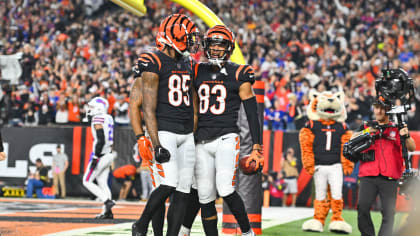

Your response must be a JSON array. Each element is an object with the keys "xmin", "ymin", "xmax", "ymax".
[{"xmin": 136, "ymin": 134, "xmax": 145, "ymax": 140}]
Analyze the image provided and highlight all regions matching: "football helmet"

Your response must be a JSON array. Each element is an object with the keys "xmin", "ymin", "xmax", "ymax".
[
  {"xmin": 156, "ymin": 14, "xmax": 201, "ymax": 55},
  {"xmin": 87, "ymin": 97, "xmax": 109, "ymax": 116},
  {"xmin": 202, "ymin": 25, "xmax": 235, "ymax": 67}
]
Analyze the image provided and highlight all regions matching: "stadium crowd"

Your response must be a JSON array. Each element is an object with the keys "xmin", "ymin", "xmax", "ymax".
[{"xmin": 0, "ymin": 0, "xmax": 419, "ymax": 130}]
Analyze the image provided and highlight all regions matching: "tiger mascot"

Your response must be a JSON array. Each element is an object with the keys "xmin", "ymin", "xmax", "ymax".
[{"xmin": 299, "ymin": 90, "xmax": 353, "ymax": 234}]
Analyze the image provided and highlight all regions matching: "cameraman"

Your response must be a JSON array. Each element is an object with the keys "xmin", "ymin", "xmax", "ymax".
[{"xmin": 355, "ymin": 99, "xmax": 415, "ymax": 236}]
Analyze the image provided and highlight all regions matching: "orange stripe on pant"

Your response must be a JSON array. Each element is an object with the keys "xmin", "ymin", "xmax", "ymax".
[
  {"xmin": 156, "ymin": 163, "xmax": 165, "ymax": 177},
  {"xmin": 71, "ymin": 126, "xmax": 82, "ymax": 175}
]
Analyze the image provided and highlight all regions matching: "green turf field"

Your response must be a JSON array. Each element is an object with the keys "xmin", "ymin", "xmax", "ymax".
[
  {"xmin": 262, "ymin": 210, "xmax": 405, "ymax": 236},
  {"xmin": 49, "ymin": 209, "xmax": 408, "ymax": 236}
]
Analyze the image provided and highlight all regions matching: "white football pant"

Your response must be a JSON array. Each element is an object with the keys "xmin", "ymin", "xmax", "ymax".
[
  {"xmin": 83, "ymin": 152, "xmax": 115, "ymax": 202},
  {"xmin": 196, "ymin": 133, "xmax": 240, "ymax": 204},
  {"xmin": 157, "ymin": 131, "xmax": 195, "ymax": 193}
]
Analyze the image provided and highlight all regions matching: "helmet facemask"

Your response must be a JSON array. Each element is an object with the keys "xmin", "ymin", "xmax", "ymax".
[
  {"xmin": 203, "ymin": 25, "xmax": 235, "ymax": 68},
  {"xmin": 187, "ymin": 30, "xmax": 202, "ymax": 54},
  {"xmin": 204, "ymin": 37, "xmax": 233, "ymax": 68}
]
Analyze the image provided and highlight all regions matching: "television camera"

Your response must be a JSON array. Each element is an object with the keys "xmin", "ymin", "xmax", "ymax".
[
  {"xmin": 343, "ymin": 121, "xmax": 393, "ymax": 163},
  {"xmin": 345, "ymin": 64, "xmax": 417, "ymax": 196}
]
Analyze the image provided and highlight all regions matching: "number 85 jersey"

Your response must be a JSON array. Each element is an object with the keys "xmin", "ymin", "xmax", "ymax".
[
  {"xmin": 137, "ymin": 51, "xmax": 194, "ymax": 134},
  {"xmin": 193, "ymin": 62, "xmax": 255, "ymax": 141}
]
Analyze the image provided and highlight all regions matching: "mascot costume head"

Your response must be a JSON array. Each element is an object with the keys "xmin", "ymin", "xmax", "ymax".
[
  {"xmin": 306, "ymin": 90, "xmax": 347, "ymax": 123},
  {"xmin": 299, "ymin": 89, "xmax": 353, "ymax": 234}
]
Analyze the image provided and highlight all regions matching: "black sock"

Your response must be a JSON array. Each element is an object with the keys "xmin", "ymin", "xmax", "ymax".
[
  {"xmin": 135, "ymin": 185, "xmax": 174, "ymax": 233},
  {"xmin": 166, "ymin": 191, "xmax": 190, "ymax": 236},
  {"xmin": 105, "ymin": 199, "xmax": 114, "ymax": 213},
  {"xmin": 152, "ymin": 200, "xmax": 166, "ymax": 236},
  {"xmin": 223, "ymin": 191, "xmax": 251, "ymax": 233},
  {"xmin": 182, "ymin": 188, "xmax": 201, "ymax": 229},
  {"xmin": 201, "ymin": 201, "xmax": 218, "ymax": 236}
]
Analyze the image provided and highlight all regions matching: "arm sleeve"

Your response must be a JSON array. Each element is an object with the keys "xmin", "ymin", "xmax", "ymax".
[
  {"xmin": 0, "ymin": 131, "xmax": 3, "ymax": 152},
  {"xmin": 95, "ymin": 128, "xmax": 105, "ymax": 157},
  {"xmin": 243, "ymin": 96, "xmax": 262, "ymax": 145}
]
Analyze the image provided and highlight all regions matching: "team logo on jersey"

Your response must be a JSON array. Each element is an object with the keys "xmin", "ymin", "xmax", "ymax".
[
  {"xmin": 212, "ymin": 74, "xmax": 217, "ymax": 80},
  {"xmin": 388, "ymin": 131, "xmax": 396, "ymax": 140},
  {"xmin": 177, "ymin": 63, "xmax": 181, "ymax": 69}
]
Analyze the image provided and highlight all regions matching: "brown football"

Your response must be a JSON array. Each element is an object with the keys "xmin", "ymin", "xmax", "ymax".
[{"xmin": 239, "ymin": 155, "xmax": 257, "ymax": 175}]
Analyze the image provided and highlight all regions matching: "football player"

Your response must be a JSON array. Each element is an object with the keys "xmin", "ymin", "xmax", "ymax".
[
  {"xmin": 82, "ymin": 97, "xmax": 116, "ymax": 219},
  {"xmin": 188, "ymin": 25, "xmax": 264, "ymax": 236},
  {"xmin": 131, "ymin": 14, "xmax": 200, "ymax": 236}
]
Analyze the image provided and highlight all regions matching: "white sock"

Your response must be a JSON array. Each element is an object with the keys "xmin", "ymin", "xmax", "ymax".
[
  {"xmin": 242, "ymin": 230, "xmax": 255, "ymax": 236},
  {"xmin": 178, "ymin": 225, "xmax": 191, "ymax": 236}
]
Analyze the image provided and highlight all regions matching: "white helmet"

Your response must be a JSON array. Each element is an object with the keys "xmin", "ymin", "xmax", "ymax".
[{"xmin": 87, "ymin": 97, "xmax": 109, "ymax": 116}]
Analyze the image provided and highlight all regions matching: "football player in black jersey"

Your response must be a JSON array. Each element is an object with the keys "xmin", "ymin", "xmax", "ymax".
[
  {"xmin": 131, "ymin": 15, "xmax": 200, "ymax": 236},
  {"xmin": 130, "ymin": 14, "xmax": 200, "ymax": 236},
  {"xmin": 188, "ymin": 25, "xmax": 263, "ymax": 236}
]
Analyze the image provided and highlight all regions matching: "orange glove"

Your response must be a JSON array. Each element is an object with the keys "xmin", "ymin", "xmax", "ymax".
[
  {"xmin": 246, "ymin": 149, "xmax": 264, "ymax": 172},
  {"xmin": 137, "ymin": 135, "xmax": 153, "ymax": 161},
  {"xmin": 306, "ymin": 167, "xmax": 315, "ymax": 175},
  {"xmin": 343, "ymin": 167, "xmax": 353, "ymax": 176}
]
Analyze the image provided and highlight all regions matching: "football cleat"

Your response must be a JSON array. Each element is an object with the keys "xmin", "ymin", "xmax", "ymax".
[
  {"xmin": 95, "ymin": 211, "xmax": 113, "ymax": 219},
  {"xmin": 132, "ymin": 222, "xmax": 147, "ymax": 236}
]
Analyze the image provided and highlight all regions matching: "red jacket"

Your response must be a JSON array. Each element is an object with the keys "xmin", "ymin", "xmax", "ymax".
[{"xmin": 359, "ymin": 124, "xmax": 404, "ymax": 180}]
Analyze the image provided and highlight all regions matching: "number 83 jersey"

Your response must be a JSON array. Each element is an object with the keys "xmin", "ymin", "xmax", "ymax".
[
  {"xmin": 193, "ymin": 62, "xmax": 255, "ymax": 142},
  {"xmin": 137, "ymin": 51, "xmax": 194, "ymax": 134}
]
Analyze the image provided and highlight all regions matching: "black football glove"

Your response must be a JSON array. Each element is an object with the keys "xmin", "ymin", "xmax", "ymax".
[
  {"xmin": 90, "ymin": 156, "xmax": 99, "ymax": 170},
  {"xmin": 154, "ymin": 145, "xmax": 170, "ymax": 163}
]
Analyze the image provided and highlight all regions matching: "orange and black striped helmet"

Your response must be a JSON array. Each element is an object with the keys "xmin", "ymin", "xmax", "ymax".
[
  {"xmin": 156, "ymin": 14, "xmax": 201, "ymax": 54},
  {"xmin": 203, "ymin": 25, "xmax": 235, "ymax": 66}
]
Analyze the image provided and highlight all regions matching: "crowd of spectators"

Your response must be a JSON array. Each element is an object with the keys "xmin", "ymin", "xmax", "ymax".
[{"xmin": 0, "ymin": 0, "xmax": 419, "ymax": 130}]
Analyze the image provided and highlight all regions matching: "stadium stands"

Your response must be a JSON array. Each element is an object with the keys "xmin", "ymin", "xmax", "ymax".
[{"xmin": 0, "ymin": 0, "xmax": 419, "ymax": 130}]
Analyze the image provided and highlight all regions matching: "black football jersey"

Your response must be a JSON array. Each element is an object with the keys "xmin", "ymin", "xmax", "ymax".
[
  {"xmin": 306, "ymin": 120, "xmax": 348, "ymax": 165},
  {"xmin": 194, "ymin": 62, "xmax": 255, "ymax": 142},
  {"xmin": 137, "ymin": 51, "xmax": 194, "ymax": 134}
]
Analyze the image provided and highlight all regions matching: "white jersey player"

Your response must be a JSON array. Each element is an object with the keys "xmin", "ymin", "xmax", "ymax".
[{"xmin": 82, "ymin": 97, "xmax": 116, "ymax": 219}]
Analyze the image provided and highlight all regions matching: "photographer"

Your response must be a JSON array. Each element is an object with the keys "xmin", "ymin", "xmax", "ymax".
[{"xmin": 355, "ymin": 99, "xmax": 415, "ymax": 236}]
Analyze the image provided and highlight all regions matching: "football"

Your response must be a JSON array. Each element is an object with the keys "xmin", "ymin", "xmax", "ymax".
[{"xmin": 239, "ymin": 155, "xmax": 257, "ymax": 175}]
